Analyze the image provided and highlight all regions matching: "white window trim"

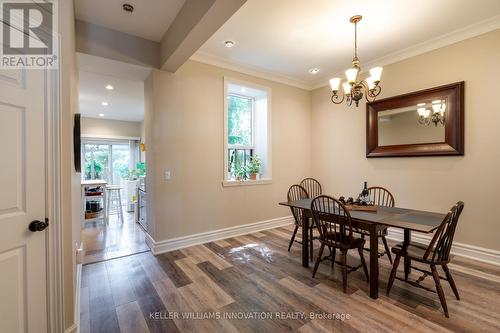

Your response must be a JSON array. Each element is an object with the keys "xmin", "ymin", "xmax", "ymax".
[{"xmin": 223, "ymin": 76, "xmax": 272, "ymax": 187}]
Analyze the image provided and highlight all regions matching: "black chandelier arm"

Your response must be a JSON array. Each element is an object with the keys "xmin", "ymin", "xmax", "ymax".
[{"xmin": 331, "ymin": 91, "xmax": 345, "ymax": 104}]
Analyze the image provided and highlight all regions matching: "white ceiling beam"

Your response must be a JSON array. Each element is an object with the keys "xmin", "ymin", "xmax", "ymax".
[
  {"xmin": 159, "ymin": 0, "xmax": 247, "ymax": 72},
  {"xmin": 76, "ymin": 20, "xmax": 160, "ymax": 68}
]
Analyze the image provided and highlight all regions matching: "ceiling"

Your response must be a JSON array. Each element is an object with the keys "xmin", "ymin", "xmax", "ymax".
[
  {"xmin": 78, "ymin": 53, "xmax": 151, "ymax": 122},
  {"xmin": 195, "ymin": 0, "xmax": 500, "ymax": 88},
  {"xmin": 75, "ymin": 0, "xmax": 186, "ymax": 42}
]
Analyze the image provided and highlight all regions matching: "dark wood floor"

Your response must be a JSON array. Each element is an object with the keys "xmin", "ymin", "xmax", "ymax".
[
  {"xmin": 80, "ymin": 225, "xmax": 500, "ymax": 333},
  {"xmin": 81, "ymin": 210, "xmax": 149, "ymax": 264}
]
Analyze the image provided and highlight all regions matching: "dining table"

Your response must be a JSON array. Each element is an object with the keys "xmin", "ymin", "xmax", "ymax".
[{"xmin": 279, "ymin": 198, "xmax": 446, "ymax": 299}]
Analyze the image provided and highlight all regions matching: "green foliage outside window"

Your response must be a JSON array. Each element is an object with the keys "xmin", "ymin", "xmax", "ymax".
[{"xmin": 228, "ymin": 95, "xmax": 252, "ymax": 146}]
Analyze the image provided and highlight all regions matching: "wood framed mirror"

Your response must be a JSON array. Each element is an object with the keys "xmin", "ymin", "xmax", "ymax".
[{"xmin": 366, "ymin": 82, "xmax": 464, "ymax": 157}]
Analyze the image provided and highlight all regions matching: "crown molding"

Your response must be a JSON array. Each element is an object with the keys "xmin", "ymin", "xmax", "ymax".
[
  {"xmin": 311, "ymin": 15, "xmax": 500, "ymax": 90},
  {"xmin": 193, "ymin": 15, "xmax": 500, "ymax": 91},
  {"xmin": 189, "ymin": 51, "xmax": 312, "ymax": 90}
]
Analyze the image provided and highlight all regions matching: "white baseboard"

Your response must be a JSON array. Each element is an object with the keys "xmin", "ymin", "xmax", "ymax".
[
  {"xmin": 147, "ymin": 216, "xmax": 294, "ymax": 255},
  {"xmin": 387, "ymin": 228, "xmax": 500, "ymax": 267},
  {"xmin": 63, "ymin": 264, "xmax": 82, "ymax": 333}
]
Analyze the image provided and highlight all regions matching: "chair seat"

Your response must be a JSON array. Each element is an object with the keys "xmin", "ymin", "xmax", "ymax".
[
  {"xmin": 321, "ymin": 232, "xmax": 364, "ymax": 249},
  {"xmin": 392, "ymin": 241, "xmax": 431, "ymax": 262}
]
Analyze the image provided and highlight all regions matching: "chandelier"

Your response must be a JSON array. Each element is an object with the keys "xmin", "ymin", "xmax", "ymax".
[
  {"xmin": 417, "ymin": 100, "xmax": 446, "ymax": 126},
  {"xmin": 329, "ymin": 15, "xmax": 382, "ymax": 107}
]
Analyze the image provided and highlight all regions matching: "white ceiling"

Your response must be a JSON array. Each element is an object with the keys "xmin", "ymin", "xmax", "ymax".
[
  {"xmin": 75, "ymin": 0, "xmax": 186, "ymax": 42},
  {"xmin": 78, "ymin": 54, "xmax": 151, "ymax": 122},
  {"xmin": 195, "ymin": 0, "xmax": 500, "ymax": 88}
]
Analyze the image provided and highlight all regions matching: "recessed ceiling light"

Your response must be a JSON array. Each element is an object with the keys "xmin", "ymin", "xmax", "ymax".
[
  {"xmin": 309, "ymin": 68, "xmax": 320, "ymax": 75},
  {"xmin": 101, "ymin": 101, "xmax": 108, "ymax": 106},
  {"xmin": 225, "ymin": 40, "xmax": 235, "ymax": 48},
  {"xmin": 105, "ymin": 84, "xmax": 114, "ymax": 90},
  {"xmin": 99, "ymin": 113, "xmax": 105, "ymax": 117}
]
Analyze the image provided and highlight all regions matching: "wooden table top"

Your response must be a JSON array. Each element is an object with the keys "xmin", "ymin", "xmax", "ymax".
[{"xmin": 279, "ymin": 198, "xmax": 446, "ymax": 233}]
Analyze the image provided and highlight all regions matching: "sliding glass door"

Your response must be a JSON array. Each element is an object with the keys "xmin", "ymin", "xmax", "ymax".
[{"xmin": 82, "ymin": 142, "xmax": 131, "ymax": 184}]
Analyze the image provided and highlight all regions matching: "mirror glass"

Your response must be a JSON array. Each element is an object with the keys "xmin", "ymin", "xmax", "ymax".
[{"xmin": 377, "ymin": 97, "xmax": 447, "ymax": 146}]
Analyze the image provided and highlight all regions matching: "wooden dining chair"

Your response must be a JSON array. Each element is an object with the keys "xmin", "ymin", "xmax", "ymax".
[
  {"xmin": 355, "ymin": 186, "xmax": 395, "ymax": 264},
  {"xmin": 387, "ymin": 201, "xmax": 464, "ymax": 317},
  {"xmin": 300, "ymin": 177, "xmax": 322, "ymax": 198},
  {"xmin": 311, "ymin": 195, "xmax": 369, "ymax": 293},
  {"xmin": 287, "ymin": 184, "xmax": 316, "ymax": 261}
]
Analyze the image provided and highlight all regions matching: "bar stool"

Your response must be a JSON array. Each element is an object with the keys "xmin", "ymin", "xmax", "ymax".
[{"xmin": 106, "ymin": 185, "xmax": 124, "ymax": 224}]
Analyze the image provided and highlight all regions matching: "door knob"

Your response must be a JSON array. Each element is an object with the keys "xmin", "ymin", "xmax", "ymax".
[{"xmin": 28, "ymin": 218, "xmax": 49, "ymax": 232}]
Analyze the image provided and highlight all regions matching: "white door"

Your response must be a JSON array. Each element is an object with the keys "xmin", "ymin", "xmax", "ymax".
[{"xmin": 0, "ymin": 68, "xmax": 48, "ymax": 332}]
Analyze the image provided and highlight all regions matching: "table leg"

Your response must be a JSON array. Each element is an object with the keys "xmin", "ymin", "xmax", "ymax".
[
  {"xmin": 302, "ymin": 214, "xmax": 309, "ymax": 268},
  {"xmin": 369, "ymin": 224, "xmax": 379, "ymax": 299},
  {"xmin": 404, "ymin": 229, "xmax": 411, "ymax": 280}
]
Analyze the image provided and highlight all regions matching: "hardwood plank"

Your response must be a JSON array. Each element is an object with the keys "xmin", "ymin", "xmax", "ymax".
[
  {"xmin": 198, "ymin": 261, "xmax": 306, "ymax": 331},
  {"xmin": 89, "ymin": 293, "xmax": 121, "ymax": 333},
  {"xmin": 82, "ymin": 212, "xmax": 150, "ymax": 264},
  {"xmin": 155, "ymin": 251, "xmax": 192, "ymax": 288},
  {"xmin": 213, "ymin": 239, "xmax": 232, "ymax": 247},
  {"xmin": 175, "ymin": 257, "xmax": 234, "ymax": 308},
  {"xmin": 80, "ymin": 286, "xmax": 90, "ymax": 333},
  {"xmin": 137, "ymin": 290, "xmax": 180, "ymax": 333},
  {"xmin": 181, "ymin": 244, "xmax": 232, "ymax": 269},
  {"xmin": 81, "ymin": 227, "xmax": 500, "ymax": 333},
  {"xmin": 116, "ymin": 301, "xmax": 150, "ymax": 333}
]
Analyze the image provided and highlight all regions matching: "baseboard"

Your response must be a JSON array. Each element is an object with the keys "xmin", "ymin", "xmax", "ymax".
[
  {"xmin": 387, "ymin": 228, "xmax": 500, "ymax": 267},
  {"xmin": 147, "ymin": 216, "xmax": 294, "ymax": 255},
  {"xmin": 69, "ymin": 263, "xmax": 82, "ymax": 333}
]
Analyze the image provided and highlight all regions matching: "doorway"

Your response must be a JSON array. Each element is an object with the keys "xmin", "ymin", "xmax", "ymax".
[{"xmin": 78, "ymin": 54, "xmax": 151, "ymax": 264}]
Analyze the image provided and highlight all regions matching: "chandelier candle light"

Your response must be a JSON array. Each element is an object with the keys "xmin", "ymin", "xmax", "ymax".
[{"xmin": 329, "ymin": 15, "xmax": 382, "ymax": 107}]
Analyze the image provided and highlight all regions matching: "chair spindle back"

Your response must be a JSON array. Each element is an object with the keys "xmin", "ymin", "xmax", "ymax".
[
  {"xmin": 424, "ymin": 201, "xmax": 464, "ymax": 263},
  {"xmin": 300, "ymin": 178, "xmax": 322, "ymax": 199},
  {"xmin": 311, "ymin": 195, "xmax": 353, "ymax": 247},
  {"xmin": 287, "ymin": 184, "xmax": 309, "ymax": 226},
  {"xmin": 368, "ymin": 186, "xmax": 395, "ymax": 207}
]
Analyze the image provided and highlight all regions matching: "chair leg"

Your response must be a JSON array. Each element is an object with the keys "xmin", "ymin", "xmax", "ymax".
[
  {"xmin": 442, "ymin": 264, "xmax": 460, "ymax": 300},
  {"xmin": 386, "ymin": 254, "xmax": 401, "ymax": 295},
  {"xmin": 288, "ymin": 225, "xmax": 298, "ymax": 252},
  {"xmin": 331, "ymin": 247, "xmax": 336, "ymax": 270},
  {"xmin": 312, "ymin": 243, "xmax": 325, "ymax": 278},
  {"xmin": 358, "ymin": 245, "xmax": 369, "ymax": 282},
  {"xmin": 309, "ymin": 226, "xmax": 314, "ymax": 262},
  {"xmin": 117, "ymin": 190, "xmax": 124, "ymax": 224},
  {"xmin": 341, "ymin": 249, "xmax": 348, "ymax": 293},
  {"xmin": 381, "ymin": 235, "xmax": 393, "ymax": 264},
  {"xmin": 431, "ymin": 264, "xmax": 449, "ymax": 318}
]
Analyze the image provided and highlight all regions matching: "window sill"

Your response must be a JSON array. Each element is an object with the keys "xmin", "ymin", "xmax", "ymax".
[{"xmin": 222, "ymin": 179, "xmax": 272, "ymax": 187}]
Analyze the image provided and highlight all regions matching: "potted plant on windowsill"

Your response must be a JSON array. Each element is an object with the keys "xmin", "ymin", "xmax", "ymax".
[
  {"xmin": 247, "ymin": 155, "xmax": 261, "ymax": 181},
  {"xmin": 235, "ymin": 164, "xmax": 246, "ymax": 181}
]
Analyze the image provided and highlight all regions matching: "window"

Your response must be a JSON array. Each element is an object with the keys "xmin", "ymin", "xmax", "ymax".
[{"xmin": 224, "ymin": 78, "xmax": 271, "ymax": 185}]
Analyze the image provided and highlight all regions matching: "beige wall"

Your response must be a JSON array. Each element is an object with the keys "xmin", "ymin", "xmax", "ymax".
[
  {"xmin": 311, "ymin": 29, "xmax": 500, "ymax": 251},
  {"xmin": 146, "ymin": 60, "xmax": 311, "ymax": 240},
  {"xmin": 81, "ymin": 117, "xmax": 142, "ymax": 138}
]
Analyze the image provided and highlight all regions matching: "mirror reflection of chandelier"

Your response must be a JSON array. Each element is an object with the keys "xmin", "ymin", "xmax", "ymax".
[
  {"xmin": 417, "ymin": 100, "xmax": 446, "ymax": 126},
  {"xmin": 329, "ymin": 15, "xmax": 382, "ymax": 107}
]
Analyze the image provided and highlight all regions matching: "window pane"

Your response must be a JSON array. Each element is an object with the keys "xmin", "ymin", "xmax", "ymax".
[
  {"xmin": 83, "ymin": 144, "xmax": 109, "ymax": 181},
  {"xmin": 228, "ymin": 95, "xmax": 252, "ymax": 146}
]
